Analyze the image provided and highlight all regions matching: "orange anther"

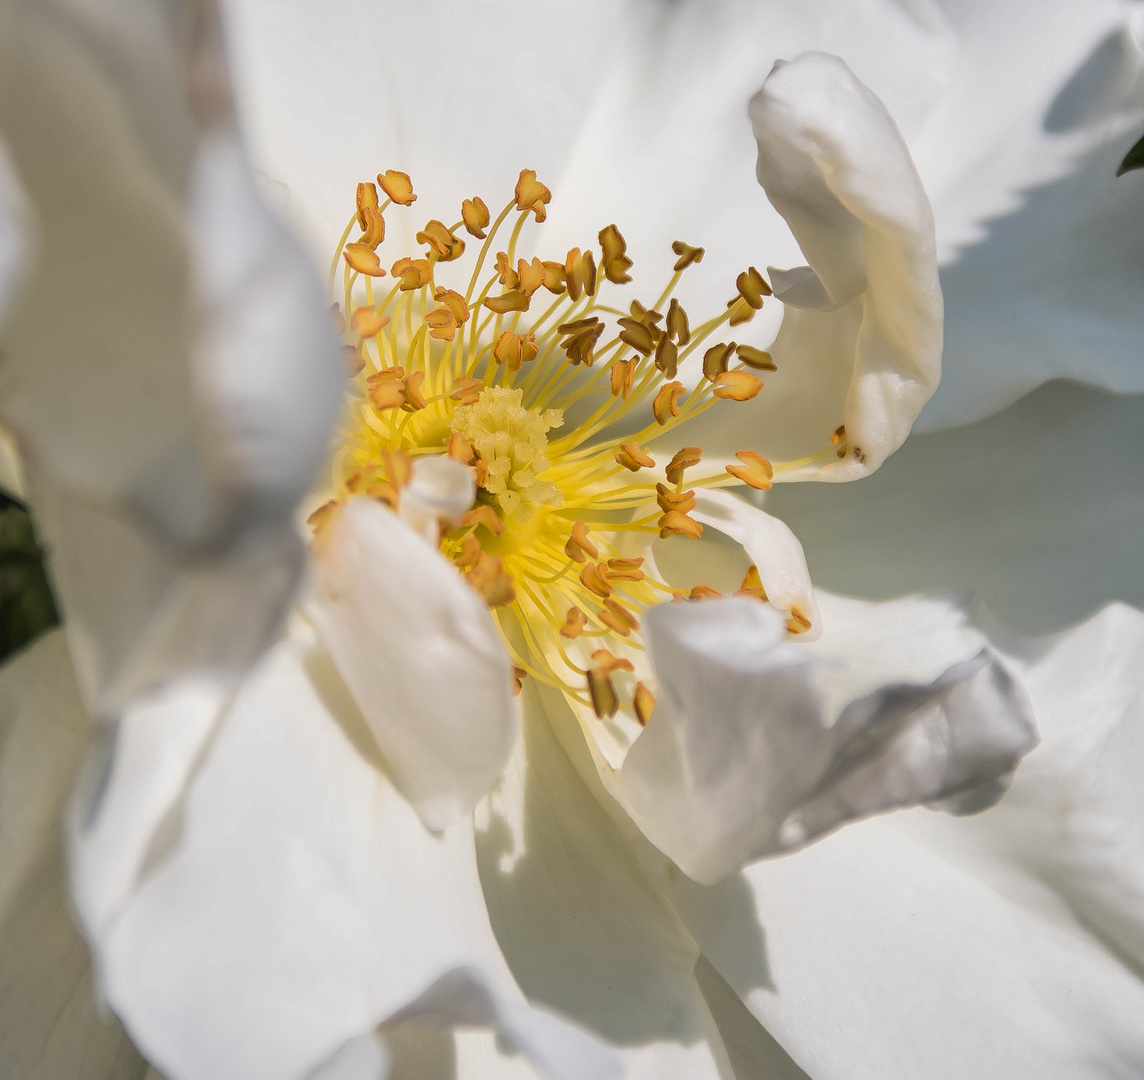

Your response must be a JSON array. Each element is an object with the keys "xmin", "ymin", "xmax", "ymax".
[
  {"xmin": 401, "ymin": 370, "xmax": 427, "ymax": 410},
  {"xmin": 712, "ymin": 371, "xmax": 763, "ymax": 401},
  {"xmin": 786, "ymin": 607, "xmax": 814, "ymax": 635},
  {"xmin": 654, "ymin": 335, "xmax": 678, "ymax": 378},
  {"xmin": 359, "ymin": 205, "xmax": 385, "ymax": 248},
  {"xmin": 666, "ymin": 298, "xmax": 690, "ymax": 345},
  {"xmin": 725, "ymin": 450, "xmax": 774, "ymax": 490},
  {"xmin": 495, "ymin": 251, "xmax": 519, "ymax": 289},
  {"xmin": 564, "ymin": 247, "xmax": 598, "ymax": 301},
  {"xmin": 580, "ymin": 560, "xmax": 613, "ymax": 598},
  {"xmin": 541, "ymin": 260, "xmax": 567, "ymax": 294},
  {"xmin": 665, "ymin": 446, "xmax": 702, "ymax": 486},
  {"xmin": 514, "ymin": 168, "xmax": 551, "ymax": 221},
  {"xmin": 449, "ymin": 376, "xmax": 483, "ymax": 405},
  {"xmin": 671, "ymin": 240, "xmax": 704, "ymax": 272},
  {"xmin": 702, "ymin": 341, "xmax": 736, "ymax": 381},
  {"xmin": 378, "ymin": 169, "xmax": 416, "ymax": 206},
  {"xmin": 445, "ymin": 432, "xmax": 474, "ymax": 464},
  {"xmin": 633, "ymin": 682, "xmax": 655, "ymax": 726},
  {"xmin": 306, "ymin": 499, "xmax": 339, "ymax": 536},
  {"xmin": 736, "ymin": 266, "xmax": 772, "ymax": 309},
  {"xmin": 655, "ymin": 483, "xmax": 696, "ymax": 514},
  {"xmin": 610, "ymin": 358, "xmax": 636, "ymax": 400},
  {"xmin": 512, "ymin": 667, "xmax": 527, "ymax": 696},
  {"xmin": 737, "ymin": 564, "xmax": 768, "ymax": 602},
  {"xmin": 591, "ymin": 649, "xmax": 635, "ymax": 676},
  {"xmin": 565, "ymin": 520, "xmax": 598, "ymax": 563},
  {"xmin": 391, "ymin": 257, "xmax": 432, "ymax": 289},
  {"xmin": 736, "ymin": 344, "xmax": 776, "ymax": 370},
  {"xmin": 587, "ymin": 668, "xmax": 619, "ymax": 719},
  {"xmin": 493, "ymin": 330, "xmax": 539, "ymax": 371},
  {"xmin": 606, "ymin": 557, "xmax": 645, "ymax": 582},
  {"xmin": 599, "ymin": 224, "xmax": 633, "ymax": 284},
  {"xmin": 615, "ymin": 441, "xmax": 654, "ymax": 471},
  {"xmin": 689, "ymin": 585, "xmax": 722, "ymax": 601},
  {"xmin": 515, "ymin": 256, "xmax": 546, "ymax": 296},
  {"xmin": 600, "ymin": 597, "xmax": 639, "ymax": 636},
  {"xmin": 434, "ymin": 287, "xmax": 470, "ymax": 325},
  {"xmin": 343, "ymin": 242, "xmax": 386, "ymax": 277},
  {"xmin": 356, "ymin": 182, "xmax": 380, "ymax": 228},
  {"xmin": 484, "ymin": 290, "xmax": 530, "ymax": 314},
  {"xmin": 351, "ymin": 306, "xmax": 390, "ymax": 338},
  {"xmin": 417, "ymin": 219, "xmax": 465, "ymax": 261},
  {"xmin": 658, "ymin": 510, "xmax": 703, "ymax": 540},
  {"xmin": 653, "ymin": 382, "xmax": 686, "ymax": 425},
  {"xmin": 466, "ymin": 551, "xmax": 515, "ymax": 607},
  {"xmin": 461, "ymin": 196, "xmax": 490, "ymax": 238},
  {"xmin": 561, "ymin": 607, "xmax": 587, "ymax": 639},
  {"xmin": 618, "ymin": 317, "xmax": 656, "ymax": 356},
  {"xmin": 424, "ymin": 307, "xmax": 457, "ymax": 341},
  {"xmin": 462, "ymin": 505, "xmax": 505, "ymax": 536},
  {"xmin": 343, "ymin": 345, "xmax": 365, "ymax": 377}
]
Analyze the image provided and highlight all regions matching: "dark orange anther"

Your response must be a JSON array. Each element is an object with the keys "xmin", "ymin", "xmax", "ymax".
[
  {"xmin": 671, "ymin": 240, "xmax": 704, "ymax": 272},
  {"xmin": 515, "ymin": 169, "xmax": 552, "ymax": 221},
  {"xmin": 653, "ymin": 382, "xmax": 685, "ymax": 425},
  {"xmin": 599, "ymin": 224, "xmax": 633, "ymax": 284},
  {"xmin": 736, "ymin": 344, "xmax": 776, "ymax": 371},
  {"xmin": 461, "ymin": 196, "xmax": 490, "ymax": 238},
  {"xmin": 666, "ymin": 298, "xmax": 690, "ymax": 345},
  {"xmin": 633, "ymin": 682, "xmax": 655, "ymax": 726},
  {"xmin": 702, "ymin": 341, "xmax": 736, "ymax": 381}
]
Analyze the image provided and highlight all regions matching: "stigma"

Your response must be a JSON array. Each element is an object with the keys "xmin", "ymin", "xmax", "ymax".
[{"xmin": 311, "ymin": 168, "xmax": 823, "ymax": 724}]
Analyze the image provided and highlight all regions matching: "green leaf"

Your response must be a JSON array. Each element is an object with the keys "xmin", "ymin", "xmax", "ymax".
[
  {"xmin": 0, "ymin": 495, "xmax": 59, "ymax": 663},
  {"xmin": 1117, "ymin": 133, "xmax": 1144, "ymax": 176}
]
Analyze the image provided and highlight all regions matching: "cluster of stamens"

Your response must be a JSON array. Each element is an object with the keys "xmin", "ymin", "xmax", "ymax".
[{"xmin": 311, "ymin": 168, "xmax": 831, "ymax": 723}]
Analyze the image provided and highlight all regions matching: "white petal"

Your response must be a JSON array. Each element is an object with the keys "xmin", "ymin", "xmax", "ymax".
[
  {"xmin": 0, "ymin": 4, "xmax": 341, "ymax": 711},
  {"xmin": 764, "ymin": 379, "xmax": 1144, "ymax": 635},
  {"xmin": 612, "ymin": 592, "xmax": 1034, "ymax": 884},
  {"xmin": 0, "ymin": 632, "xmax": 147, "ymax": 1080},
  {"xmin": 306, "ymin": 497, "xmax": 517, "ymax": 832},
  {"xmin": 748, "ymin": 52, "xmax": 941, "ymax": 480},
  {"xmin": 689, "ymin": 489, "xmax": 820, "ymax": 638},
  {"xmin": 182, "ymin": 125, "xmax": 344, "ymax": 548},
  {"xmin": 219, "ymin": 0, "xmax": 623, "ymax": 259},
  {"xmin": 476, "ymin": 683, "xmax": 738, "ymax": 1080},
  {"xmin": 75, "ymin": 627, "xmax": 616, "ymax": 1080},
  {"xmin": 660, "ymin": 601, "xmax": 1144, "ymax": 1078},
  {"xmin": 29, "ymin": 469, "xmax": 305, "ymax": 718}
]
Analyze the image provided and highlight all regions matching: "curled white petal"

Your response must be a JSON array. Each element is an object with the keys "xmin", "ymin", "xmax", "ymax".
[
  {"xmin": 690, "ymin": 488, "xmax": 821, "ymax": 639},
  {"xmin": 664, "ymin": 601, "xmax": 1144, "ymax": 1080},
  {"xmin": 750, "ymin": 51, "xmax": 942, "ymax": 480},
  {"xmin": 615, "ymin": 594, "xmax": 1035, "ymax": 884},
  {"xmin": 306, "ymin": 498, "xmax": 517, "ymax": 832},
  {"xmin": 398, "ymin": 456, "xmax": 477, "ymax": 544},
  {"xmin": 0, "ymin": 4, "xmax": 341, "ymax": 714}
]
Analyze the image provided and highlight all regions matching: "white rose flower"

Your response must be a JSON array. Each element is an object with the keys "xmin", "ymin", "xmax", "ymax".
[{"xmin": 2, "ymin": 2, "xmax": 1143, "ymax": 1080}]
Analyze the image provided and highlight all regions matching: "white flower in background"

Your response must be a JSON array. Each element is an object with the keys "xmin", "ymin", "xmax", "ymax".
[{"xmin": 1, "ymin": 2, "xmax": 1143, "ymax": 1080}]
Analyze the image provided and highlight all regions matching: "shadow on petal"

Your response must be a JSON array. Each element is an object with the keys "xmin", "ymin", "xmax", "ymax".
[
  {"xmin": 766, "ymin": 380, "xmax": 1144, "ymax": 634},
  {"xmin": 476, "ymin": 680, "xmax": 770, "ymax": 1063}
]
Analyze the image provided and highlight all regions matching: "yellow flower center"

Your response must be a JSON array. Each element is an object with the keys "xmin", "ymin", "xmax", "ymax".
[{"xmin": 313, "ymin": 168, "xmax": 831, "ymax": 722}]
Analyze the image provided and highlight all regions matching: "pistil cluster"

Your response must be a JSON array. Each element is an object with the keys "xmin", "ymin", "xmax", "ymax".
[{"xmin": 312, "ymin": 168, "xmax": 822, "ymax": 722}]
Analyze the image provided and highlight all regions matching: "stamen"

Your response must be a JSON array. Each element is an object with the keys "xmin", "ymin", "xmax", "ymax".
[{"xmin": 322, "ymin": 166, "xmax": 837, "ymax": 724}]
